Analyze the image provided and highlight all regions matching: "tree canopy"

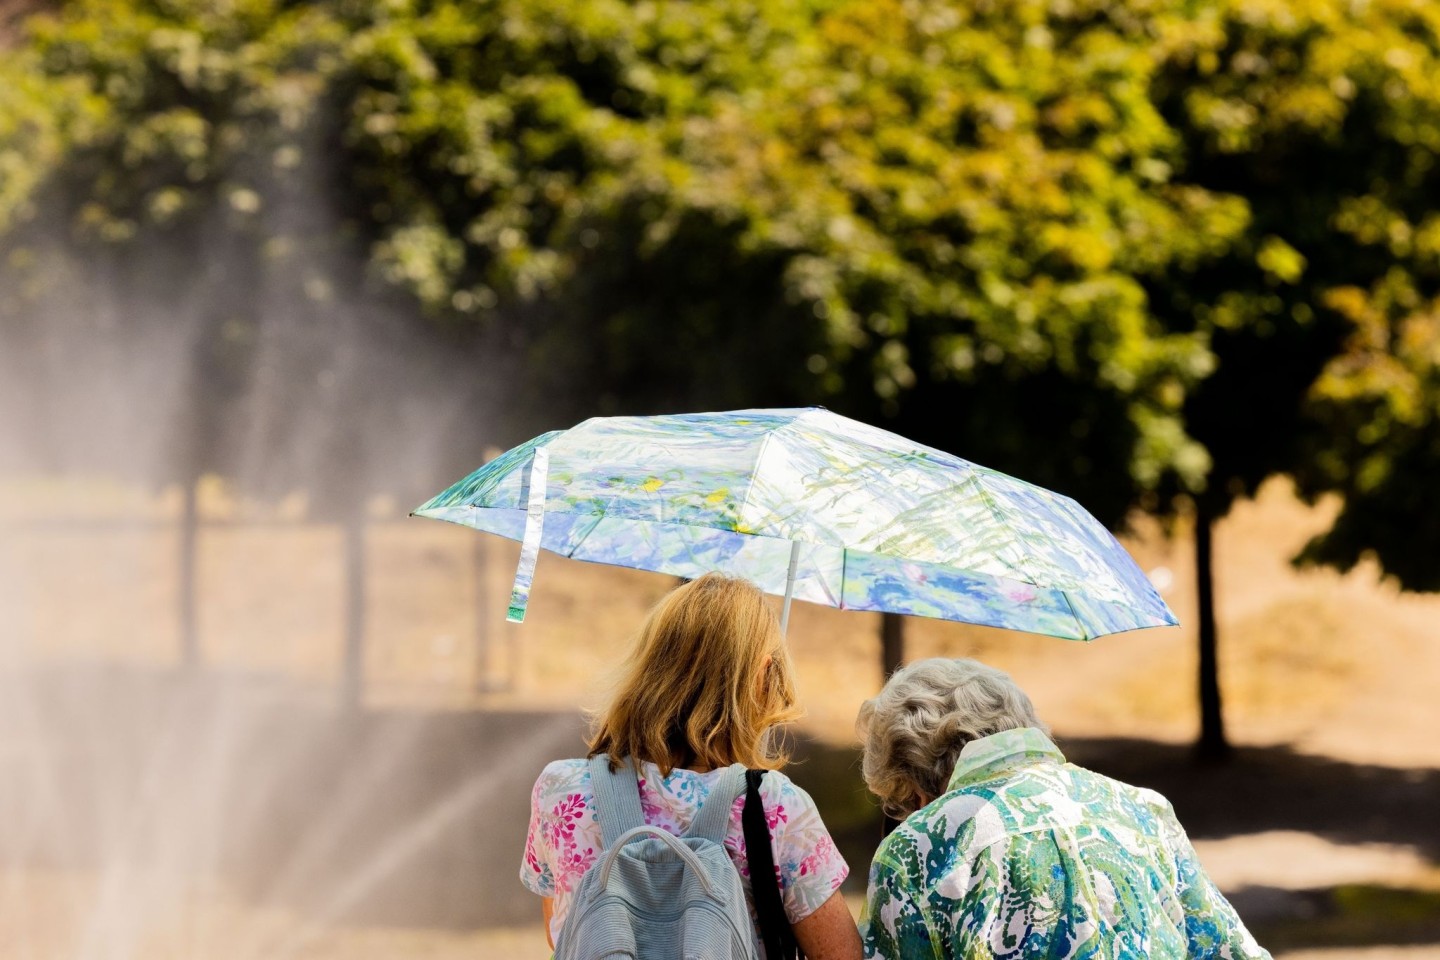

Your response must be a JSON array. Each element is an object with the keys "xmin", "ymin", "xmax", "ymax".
[
  {"xmin": 1146, "ymin": 0, "xmax": 1440, "ymax": 591},
  {"xmin": 1, "ymin": 0, "xmax": 1436, "ymax": 568}
]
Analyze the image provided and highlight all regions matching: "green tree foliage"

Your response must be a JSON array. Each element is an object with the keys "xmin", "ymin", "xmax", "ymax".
[
  {"xmin": 1141, "ymin": 0, "xmax": 1440, "ymax": 753},
  {"xmin": 1151, "ymin": 0, "xmax": 1440, "ymax": 533},
  {"xmin": 1298, "ymin": 284, "xmax": 1440, "ymax": 591},
  {"xmin": 5, "ymin": 1, "xmax": 344, "ymax": 239},
  {"xmin": 330, "ymin": 0, "xmax": 1238, "ymax": 522},
  {"xmin": 0, "ymin": 1, "xmax": 491, "ymax": 505},
  {"xmin": 2, "ymin": 1, "xmax": 341, "ymax": 490},
  {"xmin": 774, "ymin": 0, "xmax": 1243, "ymax": 522},
  {"xmin": 333, "ymin": 0, "xmax": 843, "ymax": 418},
  {"xmin": 2, "ymin": 0, "xmax": 1239, "ymax": 523},
  {"xmin": 0, "ymin": 37, "xmax": 98, "ymax": 234},
  {"xmin": 4, "ymin": 0, "xmax": 1439, "ymax": 740}
]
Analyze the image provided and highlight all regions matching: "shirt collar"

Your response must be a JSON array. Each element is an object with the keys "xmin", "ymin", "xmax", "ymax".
[{"xmin": 945, "ymin": 727, "xmax": 1065, "ymax": 791}]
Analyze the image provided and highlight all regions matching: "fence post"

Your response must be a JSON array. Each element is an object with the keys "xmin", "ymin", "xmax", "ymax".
[
  {"xmin": 178, "ymin": 476, "xmax": 200, "ymax": 669},
  {"xmin": 474, "ymin": 534, "xmax": 502, "ymax": 692},
  {"xmin": 341, "ymin": 512, "xmax": 367, "ymax": 710},
  {"xmin": 473, "ymin": 447, "xmax": 512, "ymax": 694}
]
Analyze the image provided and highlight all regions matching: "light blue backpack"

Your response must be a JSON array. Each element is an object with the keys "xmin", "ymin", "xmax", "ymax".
[{"xmin": 553, "ymin": 754, "xmax": 760, "ymax": 960}]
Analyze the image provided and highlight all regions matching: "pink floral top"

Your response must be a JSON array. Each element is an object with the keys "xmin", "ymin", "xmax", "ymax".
[{"xmin": 521, "ymin": 758, "xmax": 849, "ymax": 947}]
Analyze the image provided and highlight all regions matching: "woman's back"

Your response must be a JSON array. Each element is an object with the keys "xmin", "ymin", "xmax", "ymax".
[
  {"xmin": 519, "ymin": 575, "xmax": 861, "ymax": 959},
  {"xmin": 522, "ymin": 757, "xmax": 848, "ymax": 949}
]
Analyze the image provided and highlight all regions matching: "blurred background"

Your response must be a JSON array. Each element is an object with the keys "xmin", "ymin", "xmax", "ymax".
[{"xmin": 2, "ymin": 0, "xmax": 1439, "ymax": 957}]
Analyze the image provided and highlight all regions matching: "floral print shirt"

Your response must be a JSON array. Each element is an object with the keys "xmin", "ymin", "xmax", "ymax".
[
  {"xmin": 522, "ymin": 758, "xmax": 849, "ymax": 947},
  {"xmin": 862, "ymin": 728, "xmax": 1271, "ymax": 960}
]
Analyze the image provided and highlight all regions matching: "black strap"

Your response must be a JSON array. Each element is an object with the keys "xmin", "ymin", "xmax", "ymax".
[{"xmin": 743, "ymin": 770, "xmax": 800, "ymax": 960}]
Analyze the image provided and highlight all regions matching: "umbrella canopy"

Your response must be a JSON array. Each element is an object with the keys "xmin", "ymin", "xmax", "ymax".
[{"xmin": 412, "ymin": 408, "xmax": 1176, "ymax": 640}]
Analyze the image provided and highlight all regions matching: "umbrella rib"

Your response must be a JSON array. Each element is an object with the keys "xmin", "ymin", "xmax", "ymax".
[
  {"xmin": 558, "ymin": 511, "xmax": 607, "ymax": 560},
  {"xmin": 967, "ymin": 474, "xmax": 1044, "ymax": 587},
  {"xmin": 1058, "ymin": 590, "xmax": 1090, "ymax": 641},
  {"xmin": 736, "ymin": 429, "xmax": 779, "ymax": 538}
]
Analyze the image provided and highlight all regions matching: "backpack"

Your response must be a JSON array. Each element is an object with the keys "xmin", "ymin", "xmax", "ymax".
[{"xmin": 554, "ymin": 754, "xmax": 760, "ymax": 960}]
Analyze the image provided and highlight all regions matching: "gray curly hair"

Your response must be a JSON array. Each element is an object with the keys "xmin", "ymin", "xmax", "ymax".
[{"xmin": 857, "ymin": 658, "xmax": 1048, "ymax": 819}]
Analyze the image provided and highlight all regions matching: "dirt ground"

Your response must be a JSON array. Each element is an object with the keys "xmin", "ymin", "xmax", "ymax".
[{"xmin": 2, "ymin": 477, "xmax": 1439, "ymax": 957}]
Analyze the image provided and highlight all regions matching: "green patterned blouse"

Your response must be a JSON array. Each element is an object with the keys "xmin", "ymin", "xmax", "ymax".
[{"xmin": 861, "ymin": 728, "xmax": 1271, "ymax": 960}]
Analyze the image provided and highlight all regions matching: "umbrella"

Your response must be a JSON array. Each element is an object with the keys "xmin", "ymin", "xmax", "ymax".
[{"xmin": 411, "ymin": 408, "xmax": 1175, "ymax": 640}]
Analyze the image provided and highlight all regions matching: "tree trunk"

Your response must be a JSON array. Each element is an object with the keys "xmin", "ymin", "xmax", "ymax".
[
  {"xmin": 177, "ymin": 475, "xmax": 200, "ymax": 669},
  {"xmin": 341, "ymin": 513, "xmax": 367, "ymax": 711},
  {"xmin": 1194, "ymin": 504, "xmax": 1230, "ymax": 761},
  {"xmin": 880, "ymin": 612, "xmax": 905, "ymax": 681},
  {"xmin": 879, "ymin": 612, "xmax": 906, "ymax": 838}
]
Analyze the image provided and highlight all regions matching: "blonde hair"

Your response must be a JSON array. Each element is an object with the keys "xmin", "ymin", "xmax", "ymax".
[
  {"xmin": 588, "ymin": 573, "xmax": 802, "ymax": 776},
  {"xmin": 857, "ymin": 658, "xmax": 1048, "ymax": 818}
]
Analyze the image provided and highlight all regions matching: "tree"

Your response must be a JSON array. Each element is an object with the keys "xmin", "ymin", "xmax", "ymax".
[
  {"xmin": 1147, "ymin": 0, "xmax": 1440, "ymax": 757},
  {"xmin": 0, "ymin": 0, "xmax": 501, "ymax": 693},
  {"xmin": 291, "ymin": 0, "xmax": 1236, "ymax": 479},
  {"xmin": 1297, "ymin": 301, "xmax": 1440, "ymax": 593},
  {"xmin": 8, "ymin": 0, "xmax": 1436, "ymax": 745},
  {"xmin": 0, "ymin": 0, "xmax": 1251, "ymax": 704},
  {"xmin": 6, "ymin": 0, "xmax": 1236, "ymax": 481},
  {"xmin": 326, "ymin": 0, "xmax": 1256, "ymax": 697}
]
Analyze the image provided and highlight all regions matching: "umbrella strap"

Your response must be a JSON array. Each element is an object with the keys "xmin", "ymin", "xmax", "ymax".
[{"xmin": 506, "ymin": 446, "xmax": 549, "ymax": 623}]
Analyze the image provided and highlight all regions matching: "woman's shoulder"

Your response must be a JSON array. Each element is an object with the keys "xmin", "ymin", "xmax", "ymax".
[
  {"xmin": 529, "ymin": 760, "xmax": 824, "ymax": 813},
  {"xmin": 751, "ymin": 767, "xmax": 825, "ymax": 819},
  {"xmin": 752, "ymin": 766, "xmax": 803, "ymax": 793},
  {"xmin": 530, "ymin": 757, "xmax": 592, "ymax": 801},
  {"xmin": 749, "ymin": 767, "xmax": 850, "ymax": 913}
]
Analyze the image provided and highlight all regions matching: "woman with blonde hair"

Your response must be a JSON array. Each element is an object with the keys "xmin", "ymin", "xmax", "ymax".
[{"xmin": 521, "ymin": 573, "xmax": 861, "ymax": 959}]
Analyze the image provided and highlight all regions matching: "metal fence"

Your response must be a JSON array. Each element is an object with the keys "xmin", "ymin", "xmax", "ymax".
[{"xmin": 0, "ymin": 489, "xmax": 519, "ymax": 706}]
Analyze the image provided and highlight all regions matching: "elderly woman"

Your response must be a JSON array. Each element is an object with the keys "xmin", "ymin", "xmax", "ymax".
[{"xmin": 857, "ymin": 658, "xmax": 1270, "ymax": 960}]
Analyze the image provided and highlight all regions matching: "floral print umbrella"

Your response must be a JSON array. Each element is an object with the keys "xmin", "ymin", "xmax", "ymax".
[{"xmin": 411, "ymin": 408, "xmax": 1175, "ymax": 640}]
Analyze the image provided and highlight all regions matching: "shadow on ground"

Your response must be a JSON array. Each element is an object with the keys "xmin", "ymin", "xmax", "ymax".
[
  {"xmin": 1062, "ymin": 738, "xmax": 1440, "ymax": 950},
  {"xmin": 1223, "ymin": 885, "xmax": 1440, "ymax": 952},
  {"xmin": 1062, "ymin": 737, "xmax": 1440, "ymax": 860},
  {"xmin": 1, "ymin": 664, "xmax": 1437, "ymax": 950}
]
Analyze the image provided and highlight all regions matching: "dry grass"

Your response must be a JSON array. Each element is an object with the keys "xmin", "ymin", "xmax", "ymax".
[
  {"xmin": 5, "ymin": 474, "xmax": 1440, "ymax": 959},
  {"xmin": 0, "ymin": 868, "xmax": 554, "ymax": 960}
]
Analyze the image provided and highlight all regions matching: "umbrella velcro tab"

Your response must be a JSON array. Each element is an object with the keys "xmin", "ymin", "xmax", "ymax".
[{"xmin": 507, "ymin": 445, "xmax": 550, "ymax": 623}]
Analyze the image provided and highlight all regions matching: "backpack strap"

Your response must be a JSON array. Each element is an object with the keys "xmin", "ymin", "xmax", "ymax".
[
  {"xmin": 588, "ymin": 754, "xmax": 648, "ymax": 849},
  {"xmin": 744, "ymin": 769, "xmax": 800, "ymax": 960},
  {"xmin": 682, "ymin": 763, "xmax": 746, "ymax": 844}
]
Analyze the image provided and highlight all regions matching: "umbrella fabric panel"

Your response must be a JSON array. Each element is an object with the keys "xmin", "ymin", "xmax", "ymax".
[
  {"xmin": 555, "ymin": 414, "xmax": 812, "ymax": 532},
  {"xmin": 970, "ymin": 474, "xmax": 1164, "ymax": 608},
  {"xmin": 417, "ymin": 412, "xmax": 814, "ymax": 535},
  {"xmin": 413, "ymin": 504, "xmax": 846, "ymax": 607},
  {"xmin": 839, "ymin": 550, "xmax": 1086, "ymax": 638},
  {"xmin": 564, "ymin": 517, "xmax": 844, "ymax": 605},
  {"xmin": 1059, "ymin": 588, "xmax": 1176, "ymax": 639},
  {"xmin": 411, "ymin": 407, "xmax": 1178, "ymax": 639},
  {"xmin": 418, "ymin": 431, "xmax": 564, "ymax": 513},
  {"xmin": 847, "ymin": 476, "xmax": 1039, "ymax": 578},
  {"xmin": 777, "ymin": 409, "xmax": 967, "ymax": 465},
  {"xmin": 839, "ymin": 550, "xmax": 1172, "ymax": 640},
  {"xmin": 739, "ymin": 416, "xmax": 967, "ymax": 546},
  {"xmin": 544, "ymin": 413, "xmax": 772, "ymax": 531},
  {"xmin": 745, "ymin": 412, "xmax": 1098, "ymax": 587}
]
